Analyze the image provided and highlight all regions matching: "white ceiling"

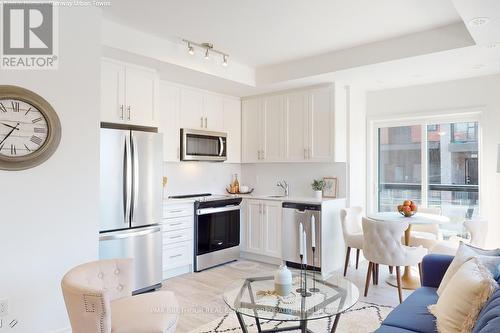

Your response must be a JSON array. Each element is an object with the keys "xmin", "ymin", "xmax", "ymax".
[{"xmin": 103, "ymin": 0, "xmax": 461, "ymax": 67}]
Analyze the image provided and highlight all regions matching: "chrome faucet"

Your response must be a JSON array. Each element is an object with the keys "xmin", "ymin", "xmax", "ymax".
[{"xmin": 276, "ymin": 180, "xmax": 289, "ymax": 197}]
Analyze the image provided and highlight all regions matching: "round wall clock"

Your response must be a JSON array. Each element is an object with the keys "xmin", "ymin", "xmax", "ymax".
[{"xmin": 0, "ymin": 85, "xmax": 61, "ymax": 171}]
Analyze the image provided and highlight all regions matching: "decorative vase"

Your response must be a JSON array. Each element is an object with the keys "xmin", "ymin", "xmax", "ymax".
[
  {"xmin": 314, "ymin": 190, "xmax": 323, "ymax": 199},
  {"xmin": 274, "ymin": 263, "xmax": 292, "ymax": 296}
]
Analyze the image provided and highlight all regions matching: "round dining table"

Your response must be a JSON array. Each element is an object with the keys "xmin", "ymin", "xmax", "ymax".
[{"xmin": 367, "ymin": 211, "xmax": 450, "ymax": 290}]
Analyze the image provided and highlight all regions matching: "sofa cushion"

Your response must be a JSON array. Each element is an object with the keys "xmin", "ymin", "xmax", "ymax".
[
  {"xmin": 374, "ymin": 324, "xmax": 420, "ymax": 333},
  {"xmin": 381, "ymin": 287, "xmax": 438, "ymax": 333},
  {"xmin": 429, "ymin": 258, "xmax": 497, "ymax": 333},
  {"xmin": 472, "ymin": 287, "xmax": 500, "ymax": 333},
  {"xmin": 437, "ymin": 242, "xmax": 500, "ymax": 296}
]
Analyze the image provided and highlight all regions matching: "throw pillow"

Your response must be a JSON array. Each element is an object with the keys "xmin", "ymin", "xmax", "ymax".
[
  {"xmin": 437, "ymin": 242, "xmax": 500, "ymax": 296},
  {"xmin": 429, "ymin": 258, "xmax": 497, "ymax": 333}
]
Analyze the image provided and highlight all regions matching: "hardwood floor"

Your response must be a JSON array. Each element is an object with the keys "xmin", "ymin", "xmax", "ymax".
[{"xmin": 161, "ymin": 259, "xmax": 414, "ymax": 332}]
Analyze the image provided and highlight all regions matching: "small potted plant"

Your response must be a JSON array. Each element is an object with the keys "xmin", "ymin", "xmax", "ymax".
[{"xmin": 311, "ymin": 179, "xmax": 325, "ymax": 199}]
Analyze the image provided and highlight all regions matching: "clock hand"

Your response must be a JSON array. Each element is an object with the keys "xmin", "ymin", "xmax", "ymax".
[
  {"xmin": 1, "ymin": 122, "xmax": 20, "ymax": 130},
  {"xmin": 0, "ymin": 122, "xmax": 20, "ymax": 146}
]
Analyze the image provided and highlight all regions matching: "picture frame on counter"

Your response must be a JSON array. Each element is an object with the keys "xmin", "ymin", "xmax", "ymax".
[{"xmin": 322, "ymin": 177, "xmax": 338, "ymax": 198}]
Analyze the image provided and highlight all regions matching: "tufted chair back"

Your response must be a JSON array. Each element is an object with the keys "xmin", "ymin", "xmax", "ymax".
[
  {"xmin": 340, "ymin": 207, "xmax": 363, "ymax": 238},
  {"xmin": 411, "ymin": 207, "xmax": 441, "ymax": 234},
  {"xmin": 362, "ymin": 217, "xmax": 409, "ymax": 266},
  {"xmin": 465, "ymin": 219, "xmax": 488, "ymax": 247},
  {"xmin": 61, "ymin": 258, "xmax": 134, "ymax": 333}
]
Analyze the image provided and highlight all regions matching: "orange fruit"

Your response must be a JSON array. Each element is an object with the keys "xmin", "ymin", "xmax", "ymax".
[
  {"xmin": 410, "ymin": 204, "xmax": 417, "ymax": 211},
  {"xmin": 403, "ymin": 200, "xmax": 411, "ymax": 206}
]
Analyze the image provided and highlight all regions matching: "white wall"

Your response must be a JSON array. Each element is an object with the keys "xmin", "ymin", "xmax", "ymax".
[
  {"xmin": 367, "ymin": 74, "xmax": 500, "ymax": 247},
  {"xmin": 241, "ymin": 163, "xmax": 347, "ymax": 198},
  {"xmin": 0, "ymin": 6, "xmax": 101, "ymax": 333},
  {"xmin": 164, "ymin": 162, "xmax": 242, "ymax": 197}
]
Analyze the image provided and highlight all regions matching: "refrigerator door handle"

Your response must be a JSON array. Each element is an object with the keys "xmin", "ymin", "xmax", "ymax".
[
  {"xmin": 130, "ymin": 133, "xmax": 140, "ymax": 223},
  {"xmin": 123, "ymin": 134, "xmax": 132, "ymax": 224},
  {"xmin": 99, "ymin": 226, "xmax": 161, "ymax": 241}
]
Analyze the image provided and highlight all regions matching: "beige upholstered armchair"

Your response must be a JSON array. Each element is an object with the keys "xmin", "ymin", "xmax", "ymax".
[{"xmin": 61, "ymin": 258, "xmax": 178, "ymax": 333}]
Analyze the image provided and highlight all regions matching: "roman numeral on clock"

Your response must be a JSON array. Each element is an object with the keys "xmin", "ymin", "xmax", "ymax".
[
  {"xmin": 24, "ymin": 144, "xmax": 31, "ymax": 152},
  {"xmin": 11, "ymin": 101, "xmax": 19, "ymax": 112},
  {"xmin": 25, "ymin": 107, "xmax": 32, "ymax": 115},
  {"xmin": 34, "ymin": 127, "xmax": 47, "ymax": 133},
  {"xmin": 30, "ymin": 135, "xmax": 43, "ymax": 145},
  {"xmin": 10, "ymin": 144, "xmax": 16, "ymax": 155},
  {"xmin": 0, "ymin": 103, "xmax": 7, "ymax": 113},
  {"xmin": 32, "ymin": 117, "xmax": 43, "ymax": 123}
]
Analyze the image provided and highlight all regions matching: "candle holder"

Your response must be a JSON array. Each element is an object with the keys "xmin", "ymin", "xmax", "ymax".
[
  {"xmin": 296, "ymin": 254, "xmax": 312, "ymax": 297},
  {"xmin": 309, "ymin": 246, "xmax": 319, "ymax": 293}
]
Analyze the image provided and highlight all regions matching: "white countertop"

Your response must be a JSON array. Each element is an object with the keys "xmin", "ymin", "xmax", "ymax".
[{"xmin": 164, "ymin": 194, "xmax": 343, "ymax": 205}]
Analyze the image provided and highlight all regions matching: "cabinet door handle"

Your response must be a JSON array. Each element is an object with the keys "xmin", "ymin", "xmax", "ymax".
[
  {"xmin": 169, "ymin": 222, "xmax": 183, "ymax": 226},
  {"xmin": 169, "ymin": 254, "xmax": 182, "ymax": 259},
  {"xmin": 204, "ymin": 117, "xmax": 208, "ymax": 128},
  {"xmin": 200, "ymin": 117, "xmax": 204, "ymax": 128},
  {"xmin": 169, "ymin": 235, "xmax": 183, "ymax": 239},
  {"xmin": 127, "ymin": 106, "xmax": 131, "ymax": 120},
  {"xmin": 167, "ymin": 210, "xmax": 183, "ymax": 213},
  {"xmin": 120, "ymin": 105, "xmax": 124, "ymax": 120}
]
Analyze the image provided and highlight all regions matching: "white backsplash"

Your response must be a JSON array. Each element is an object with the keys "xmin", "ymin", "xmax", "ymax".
[
  {"xmin": 164, "ymin": 162, "xmax": 242, "ymax": 197},
  {"xmin": 240, "ymin": 163, "xmax": 347, "ymax": 198},
  {"xmin": 164, "ymin": 161, "xmax": 346, "ymax": 199}
]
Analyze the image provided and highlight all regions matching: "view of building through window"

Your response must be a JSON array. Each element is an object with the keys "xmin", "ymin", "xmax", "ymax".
[{"xmin": 378, "ymin": 122, "xmax": 479, "ymax": 220}]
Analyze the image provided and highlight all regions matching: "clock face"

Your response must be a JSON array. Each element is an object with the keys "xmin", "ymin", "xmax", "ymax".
[{"xmin": 0, "ymin": 99, "xmax": 49, "ymax": 157}]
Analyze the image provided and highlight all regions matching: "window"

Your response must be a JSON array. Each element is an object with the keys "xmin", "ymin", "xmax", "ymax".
[{"xmin": 376, "ymin": 121, "xmax": 479, "ymax": 218}]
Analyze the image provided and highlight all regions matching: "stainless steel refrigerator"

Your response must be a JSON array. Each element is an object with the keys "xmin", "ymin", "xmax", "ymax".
[{"xmin": 99, "ymin": 125, "xmax": 163, "ymax": 294}]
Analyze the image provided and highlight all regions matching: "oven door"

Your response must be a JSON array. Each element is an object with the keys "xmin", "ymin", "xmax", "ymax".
[
  {"xmin": 181, "ymin": 128, "xmax": 227, "ymax": 161},
  {"xmin": 196, "ymin": 205, "xmax": 240, "ymax": 255}
]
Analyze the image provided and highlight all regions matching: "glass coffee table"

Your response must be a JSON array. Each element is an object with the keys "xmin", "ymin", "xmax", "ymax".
[{"xmin": 223, "ymin": 273, "xmax": 359, "ymax": 333}]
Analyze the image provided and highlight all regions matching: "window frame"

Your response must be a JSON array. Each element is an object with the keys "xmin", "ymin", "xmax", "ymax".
[{"xmin": 367, "ymin": 109, "xmax": 483, "ymax": 215}]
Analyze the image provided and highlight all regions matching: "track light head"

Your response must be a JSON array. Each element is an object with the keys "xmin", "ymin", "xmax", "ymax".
[
  {"xmin": 188, "ymin": 43, "xmax": 194, "ymax": 55},
  {"xmin": 204, "ymin": 48, "xmax": 210, "ymax": 59},
  {"xmin": 222, "ymin": 55, "xmax": 228, "ymax": 67}
]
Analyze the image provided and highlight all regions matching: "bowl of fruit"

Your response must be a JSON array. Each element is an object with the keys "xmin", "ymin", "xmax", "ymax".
[{"xmin": 398, "ymin": 200, "xmax": 417, "ymax": 217}]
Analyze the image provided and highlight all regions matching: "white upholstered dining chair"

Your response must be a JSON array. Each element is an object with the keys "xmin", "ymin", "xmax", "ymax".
[
  {"xmin": 362, "ymin": 217, "xmax": 428, "ymax": 303},
  {"xmin": 340, "ymin": 207, "xmax": 364, "ymax": 276},
  {"xmin": 61, "ymin": 258, "xmax": 179, "ymax": 333},
  {"xmin": 407, "ymin": 207, "xmax": 443, "ymax": 249},
  {"xmin": 430, "ymin": 219, "xmax": 488, "ymax": 255}
]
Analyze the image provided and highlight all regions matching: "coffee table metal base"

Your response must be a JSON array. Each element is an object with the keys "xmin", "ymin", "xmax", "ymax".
[{"xmin": 235, "ymin": 311, "xmax": 342, "ymax": 333}]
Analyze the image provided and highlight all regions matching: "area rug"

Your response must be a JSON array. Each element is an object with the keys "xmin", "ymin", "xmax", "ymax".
[{"xmin": 189, "ymin": 301, "xmax": 393, "ymax": 333}]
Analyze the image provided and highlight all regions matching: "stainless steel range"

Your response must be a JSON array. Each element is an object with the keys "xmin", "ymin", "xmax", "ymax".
[{"xmin": 168, "ymin": 193, "xmax": 242, "ymax": 271}]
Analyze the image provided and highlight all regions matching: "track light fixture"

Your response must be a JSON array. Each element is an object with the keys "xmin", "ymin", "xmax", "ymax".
[
  {"xmin": 187, "ymin": 42, "xmax": 195, "ymax": 55},
  {"xmin": 183, "ymin": 39, "xmax": 229, "ymax": 67}
]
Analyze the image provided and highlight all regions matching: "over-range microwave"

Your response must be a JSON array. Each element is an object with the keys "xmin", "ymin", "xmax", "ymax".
[{"xmin": 181, "ymin": 128, "xmax": 227, "ymax": 161}]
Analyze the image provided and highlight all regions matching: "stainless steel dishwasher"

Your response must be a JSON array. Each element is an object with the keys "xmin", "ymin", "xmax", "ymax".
[{"xmin": 282, "ymin": 202, "xmax": 321, "ymax": 270}]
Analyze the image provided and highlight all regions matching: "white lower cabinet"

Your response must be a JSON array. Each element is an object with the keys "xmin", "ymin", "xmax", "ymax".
[
  {"xmin": 242, "ymin": 199, "xmax": 282, "ymax": 259},
  {"xmin": 161, "ymin": 202, "xmax": 194, "ymax": 279}
]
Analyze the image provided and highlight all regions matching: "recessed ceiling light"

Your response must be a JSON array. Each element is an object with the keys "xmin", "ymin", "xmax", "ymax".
[{"xmin": 469, "ymin": 17, "xmax": 490, "ymax": 28}]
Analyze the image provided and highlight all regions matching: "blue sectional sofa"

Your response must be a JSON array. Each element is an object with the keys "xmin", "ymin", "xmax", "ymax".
[{"xmin": 375, "ymin": 254, "xmax": 500, "ymax": 333}]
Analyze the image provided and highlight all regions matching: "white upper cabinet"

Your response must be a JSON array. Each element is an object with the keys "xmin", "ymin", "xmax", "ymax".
[
  {"xmin": 100, "ymin": 58, "xmax": 159, "ymax": 127},
  {"xmin": 101, "ymin": 60, "xmax": 125, "ymax": 124},
  {"xmin": 285, "ymin": 92, "xmax": 309, "ymax": 161},
  {"xmin": 263, "ymin": 96, "xmax": 286, "ymax": 161},
  {"xmin": 242, "ymin": 98, "xmax": 263, "ymax": 163},
  {"xmin": 158, "ymin": 82, "xmax": 180, "ymax": 162},
  {"xmin": 223, "ymin": 98, "xmax": 241, "ymax": 163},
  {"xmin": 308, "ymin": 87, "xmax": 335, "ymax": 162},
  {"xmin": 203, "ymin": 94, "xmax": 225, "ymax": 132},
  {"xmin": 179, "ymin": 88, "xmax": 204, "ymax": 129},
  {"xmin": 158, "ymin": 81, "xmax": 241, "ymax": 163},
  {"xmin": 241, "ymin": 84, "xmax": 345, "ymax": 163},
  {"xmin": 125, "ymin": 66, "xmax": 158, "ymax": 127}
]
